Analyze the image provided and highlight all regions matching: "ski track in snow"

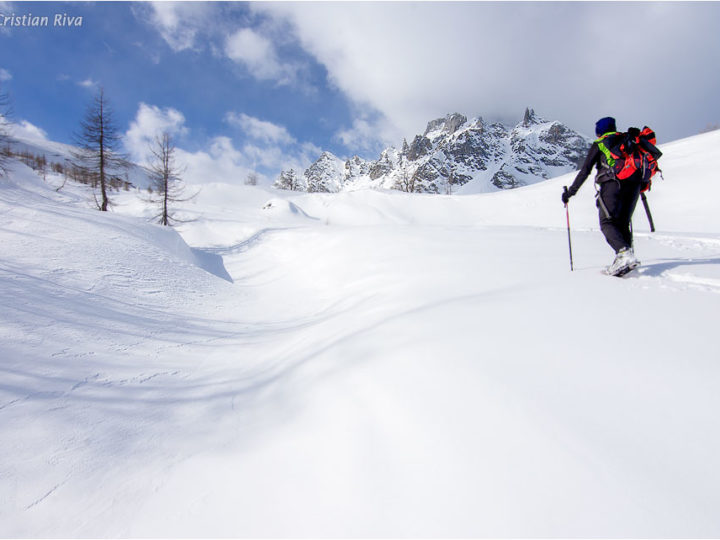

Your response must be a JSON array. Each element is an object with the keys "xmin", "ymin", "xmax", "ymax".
[
  {"xmin": 622, "ymin": 233, "xmax": 720, "ymax": 293},
  {"xmin": 2, "ymin": 130, "xmax": 720, "ymax": 537},
  {"xmin": 652, "ymin": 270, "xmax": 720, "ymax": 293}
]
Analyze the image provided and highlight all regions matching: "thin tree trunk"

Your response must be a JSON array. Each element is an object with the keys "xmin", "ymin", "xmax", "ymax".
[{"xmin": 99, "ymin": 93, "xmax": 108, "ymax": 211}]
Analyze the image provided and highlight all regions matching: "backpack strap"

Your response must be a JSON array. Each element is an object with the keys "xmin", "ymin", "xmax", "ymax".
[
  {"xmin": 595, "ymin": 183, "xmax": 612, "ymax": 219},
  {"xmin": 595, "ymin": 132, "xmax": 620, "ymax": 167}
]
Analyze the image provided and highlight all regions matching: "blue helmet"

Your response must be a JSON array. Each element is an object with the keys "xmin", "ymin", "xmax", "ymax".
[{"xmin": 595, "ymin": 117, "xmax": 617, "ymax": 137}]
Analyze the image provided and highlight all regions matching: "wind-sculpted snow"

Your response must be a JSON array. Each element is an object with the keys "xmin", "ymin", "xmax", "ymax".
[{"xmin": 1, "ymin": 130, "xmax": 720, "ymax": 536}]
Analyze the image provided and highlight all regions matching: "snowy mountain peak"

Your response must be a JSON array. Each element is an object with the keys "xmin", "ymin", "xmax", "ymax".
[
  {"xmin": 318, "ymin": 150, "xmax": 339, "ymax": 161},
  {"xmin": 304, "ymin": 151, "xmax": 346, "ymax": 193},
  {"xmin": 344, "ymin": 155, "xmax": 371, "ymax": 181},
  {"xmin": 276, "ymin": 108, "xmax": 591, "ymax": 194},
  {"xmin": 424, "ymin": 113, "xmax": 468, "ymax": 138},
  {"xmin": 522, "ymin": 107, "xmax": 544, "ymax": 127}
]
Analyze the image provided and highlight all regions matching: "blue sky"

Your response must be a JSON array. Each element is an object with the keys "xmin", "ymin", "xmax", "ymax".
[
  {"xmin": 0, "ymin": 1, "xmax": 359, "ymax": 183},
  {"xmin": 2, "ymin": 1, "xmax": 719, "ymax": 185}
]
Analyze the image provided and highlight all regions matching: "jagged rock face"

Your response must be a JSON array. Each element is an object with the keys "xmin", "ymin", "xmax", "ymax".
[
  {"xmin": 368, "ymin": 148, "xmax": 399, "ymax": 180},
  {"xmin": 442, "ymin": 122, "xmax": 505, "ymax": 171},
  {"xmin": 507, "ymin": 110, "xmax": 590, "ymax": 185},
  {"xmin": 275, "ymin": 108, "xmax": 591, "ymax": 194},
  {"xmin": 412, "ymin": 160, "xmax": 445, "ymax": 193},
  {"xmin": 424, "ymin": 113, "xmax": 467, "ymax": 137},
  {"xmin": 407, "ymin": 136, "xmax": 433, "ymax": 161},
  {"xmin": 540, "ymin": 123, "xmax": 589, "ymax": 166},
  {"xmin": 522, "ymin": 107, "xmax": 538, "ymax": 127},
  {"xmin": 304, "ymin": 151, "xmax": 346, "ymax": 193},
  {"xmin": 345, "ymin": 156, "xmax": 370, "ymax": 181},
  {"xmin": 492, "ymin": 164, "xmax": 525, "ymax": 190}
]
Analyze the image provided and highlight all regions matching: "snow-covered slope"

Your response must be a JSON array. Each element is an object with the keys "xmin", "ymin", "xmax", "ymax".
[
  {"xmin": 1, "ymin": 129, "xmax": 720, "ymax": 537},
  {"xmin": 6, "ymin": 127, "xmax": 153, "ymax": 189}
]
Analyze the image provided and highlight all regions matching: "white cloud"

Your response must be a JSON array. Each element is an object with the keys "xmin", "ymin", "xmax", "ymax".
[
  {"xmin": 78, "ymin": 78, "xmax": 98, "ymax": 89},
  {"xmin": 0, "ymin": 68, "xmax": 11, "ymax": 82},
  {"xmin": 133, "ymin": 4, "xmax": 305, "ymax": 87},
  {"xmin": 136, "ymin": 1, "xmax": 211, "ymax": 52},
  {"xmin": 177, "ymin": 134, "xmax": 320, "ymax": 186},
  {"xmin": 225, "ymin": 28, "xmax": 296, "ymax": 84},
  {"xmin": 256, "ymin": 2, "xmax": 720, "ymax": 144},
  {"xmin": 335, "ymin": 113, "xmax": 399, "ymax": 155},
  {"xmin": 225, "ymin": 112, "xmax": 295, "ymax": 145},
  {"xmin": 256, "ymin": 2, "xmax": 593, "ymax": 139},
  {"xmin": 124, "ymin": 104, "xmax": 316, "ymax": 185},
  {"xmin": 124, "ymin": 103, "xmax": 188, "ymax": 164},
  {"xmin": 11, "ymin": 120, "xmax": 48, "ymax": 141},
  {"xmin": 0, "ymin": 2, "xmax": 11, "ymax": 35},
  {"xmin": 176, "ymin": 136, "xmax": 256, "ymax": 185},
  {"xmin": 243, "ymin": 139, "xmax": 320, "ymax": 174}
]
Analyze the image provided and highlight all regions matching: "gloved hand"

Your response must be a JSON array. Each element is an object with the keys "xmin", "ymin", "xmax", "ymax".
[{"xmin": 561, "ymin": 188, "xmax": 573, "ymax": 205}]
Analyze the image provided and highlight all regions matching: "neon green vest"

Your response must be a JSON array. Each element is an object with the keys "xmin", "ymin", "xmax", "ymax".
[{"xmin": 596, "ymin": 132, "xmax": 618, "ymax": 167}]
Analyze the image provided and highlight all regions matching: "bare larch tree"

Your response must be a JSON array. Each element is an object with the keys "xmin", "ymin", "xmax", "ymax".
[
  {"xmin": 395, "ymin": 169, "xmax": 417, "ymax": 193},
  {"xmin": 147, "ymin": 131, "xmax": 194, "ymax": 226},
  {"xmin": 73, "ymin": 87, "xmax": 126, "ymax": 211}
]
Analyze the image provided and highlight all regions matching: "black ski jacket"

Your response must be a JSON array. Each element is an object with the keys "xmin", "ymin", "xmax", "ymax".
[{"xmin": 567, "ymin": 141, "xmax": 615, "ymax": 196}]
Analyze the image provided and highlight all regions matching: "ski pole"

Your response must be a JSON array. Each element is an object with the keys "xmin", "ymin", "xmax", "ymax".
[
  {"xmin": 563, "ymin": 186, "xmax": 574, "ymax": 271},
  {"xmin": 641, "ymin": 192, "xmax": 655, "ymax": 232}
]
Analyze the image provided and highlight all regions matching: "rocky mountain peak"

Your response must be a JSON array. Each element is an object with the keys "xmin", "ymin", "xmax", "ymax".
[
  {"xmin": 345, "ymin": 155, "xmax": 370, "ymax": 180},
  {"xmin": 424, "ymin": 113, "xmax": 468, "ymax": 137},
  {"xmin": 522, "ymin": 107, "xmax": 541, "ymax": 127},
  {"xmin": 276, "ymin": 108, "xmax": 591, "ymax": 194},
  {"xmin": 304, "ymin": 151, "xmax": 345, "ymax": 193},
  {"xmin": 316, "ymin": 151, "xmax": 339, "ymax": 162}
]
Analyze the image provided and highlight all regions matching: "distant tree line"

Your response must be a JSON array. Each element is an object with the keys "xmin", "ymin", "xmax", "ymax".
[
  {"xmin": 4, "ymin": 147, "xmax": 133, "ymax": 191},
  {"xmin": 0, "ymin": 83, "xmax": 12, "ymax": 176}
]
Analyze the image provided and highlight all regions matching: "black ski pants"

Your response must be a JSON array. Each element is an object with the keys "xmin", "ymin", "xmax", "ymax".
[{"xmin": 596, "ymin": 177, "xmax": 642, "ymax": 253}]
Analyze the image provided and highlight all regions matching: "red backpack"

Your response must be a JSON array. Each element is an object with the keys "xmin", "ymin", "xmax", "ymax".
[{"xmin": 597, "ymin": 127, "xmax": 663, "ymax": 191}]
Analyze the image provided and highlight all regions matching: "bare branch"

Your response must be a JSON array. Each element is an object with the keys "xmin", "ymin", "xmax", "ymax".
[
  {"xmin": 71, "ymin": 87, "xmax": 127, "ymax": 210},
  {"xmin": 144, "ymin": 131, "xmax": 196, "ymax": 226}
]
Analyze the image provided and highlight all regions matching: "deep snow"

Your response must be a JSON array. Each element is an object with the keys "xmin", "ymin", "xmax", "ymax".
[{"xmin": 1, "ymin": 130, "xmax": 720, "ymax": 537}]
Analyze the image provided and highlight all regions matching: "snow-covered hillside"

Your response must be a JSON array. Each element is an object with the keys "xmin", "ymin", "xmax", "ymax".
[
  {"xmin": 6, "ymin": 126, "xmax": 153, "ymax": 190},
  {"xmin": 1, "ymin": 129, "xmax": 720, "ymax": 537}
]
